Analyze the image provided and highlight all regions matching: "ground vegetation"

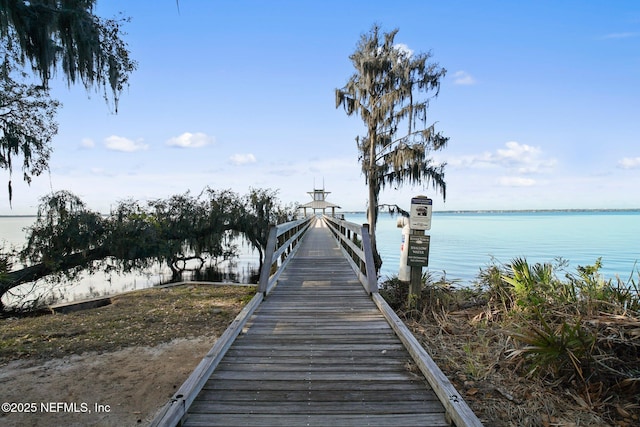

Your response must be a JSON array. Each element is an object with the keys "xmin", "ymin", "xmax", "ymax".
[
  {"xmin": 0, "ymin": 284, "xmax": 254, "ymax": 426},
  {"xmin": 380, "ymin": 258, "xmax": 640, "ymax": 426}
]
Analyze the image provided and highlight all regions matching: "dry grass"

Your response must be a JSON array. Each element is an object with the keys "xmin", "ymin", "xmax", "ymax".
[
  {"xmin": 3, "ymin": 271, "xmax": 638, "ymax": 426},
  {"xmin": 380, "ymin": 265, "xmax": 640, "ymax": 427},
  {"xmin": 0, "ymin": 284, "xmax": 256, "ymax": 365},
  {"xmin": 405, "ymin": 308, "xmax": 616, "ymax": 426}
]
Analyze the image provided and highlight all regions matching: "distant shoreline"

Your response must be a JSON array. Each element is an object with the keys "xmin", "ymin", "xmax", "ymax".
[
  {"xmin": 343, "ymin": 208, "xmax": 640, "ymax": 215},
  {"xmin": 2, "ymin": 208, "xmax": 640, "ymax": 218}
]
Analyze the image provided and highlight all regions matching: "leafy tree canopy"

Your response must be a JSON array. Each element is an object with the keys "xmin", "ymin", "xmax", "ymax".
[
  {"xmin": 1, "ymin": 187, "xmax": 297, "ymax": 312},
  {"xmin": 242, "ymin": 187, "xmax": 297, "ymax": 270},
  {"xmin": 0, "ymin": 0, "xmax": 137, "ymax": 109},
  {"xmin": 0, "ymin": 1, "xmax": 136, "ymax": 204},
  {"xmin": 0, "ymin": 57, "xmax": 59, "ymax": 205}
]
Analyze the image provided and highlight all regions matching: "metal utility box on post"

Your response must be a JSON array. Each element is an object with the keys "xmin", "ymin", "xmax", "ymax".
[
  {"xmin": 409, "ymin": 196, "xmax": 433, "ymax": 231},
  {"xmin": 407, "ymin": 196, "xmax": 432, "ymax": 305}
]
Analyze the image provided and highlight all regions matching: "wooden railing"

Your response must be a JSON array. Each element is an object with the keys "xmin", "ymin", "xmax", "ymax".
[
  {"xmin": 324, "ymin": 215, "xmax": 482, "ymax": 427},
  {"xmin": 151, "ymin": 215, "xmax": 315, "ymax": 426},
  {"xmin": 258, "ymin": 215, "xmax": 316, "ymax": 296},
  {"xmin": 150, "ymin": 291, "xmax": 263, "ymax": 427},
  {"xmin": 151, "ymin": 213, "xmax": 483, "ymax": 427},
  {"xmin": 323, "ymin": 215, "xmax": 378, "ymax": 294}
]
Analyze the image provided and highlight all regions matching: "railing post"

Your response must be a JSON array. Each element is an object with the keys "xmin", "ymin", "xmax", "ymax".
[
  {"xmin": 257, "ymin": 216, "xmax": 314, "ymax": 297},
  {"xmin": 361, "ymin": 224, "xmax": 378, "ymax": 294},
  {"xmin": 258, "ymin": 224, "xmax": 278, "ymax": 296}
]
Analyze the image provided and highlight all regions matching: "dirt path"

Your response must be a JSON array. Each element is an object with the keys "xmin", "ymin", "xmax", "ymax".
[{"xmin": 0, "ymin": 336, "xmax": 216, "ymax": 427}]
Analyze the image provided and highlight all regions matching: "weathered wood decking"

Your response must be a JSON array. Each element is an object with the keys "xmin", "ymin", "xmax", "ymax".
[{"xmin": 180, "ymin": 219, "xmax": 450, "ymax": 427}]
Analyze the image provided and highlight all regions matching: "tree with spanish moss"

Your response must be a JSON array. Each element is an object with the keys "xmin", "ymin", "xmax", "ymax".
[
  {"xmin": 0, "ymin": 187, "xmax": 296, "ymax": 312},
  {"xmin": 241, "ymin": 188, "xmax": 297, "ymax": 272},
  {"xmin": 336, "ymin": 25, "xmax": 448, "ymax": 270},
  {"xmin": 0, "ymin": 0, "xmax": 136, "ymax": 108},
  {"xmin": 0, "ymin": 0, "xmax": 136, "ymax": 203},
  {"xmin": 0, "ymin": 57, "xmax": 59, "ymax": 206}
]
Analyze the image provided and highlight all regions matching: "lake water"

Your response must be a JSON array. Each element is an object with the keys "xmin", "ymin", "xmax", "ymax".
[
  {"xmin": 2, "ymin": 211, "xmax": 639, "ymax": 306},
  {"xmin": 0, "ymin": 216, "xmax": 261, "ymax": 307},
  {"xmin": 343, "ymin": 211, "xmax": 640, "ymax": 285}
]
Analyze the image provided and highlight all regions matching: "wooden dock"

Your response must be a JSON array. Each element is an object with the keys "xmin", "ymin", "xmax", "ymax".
[{"xmin": 152, "ymin": 217, "xmax": 482, "ymax": 427}]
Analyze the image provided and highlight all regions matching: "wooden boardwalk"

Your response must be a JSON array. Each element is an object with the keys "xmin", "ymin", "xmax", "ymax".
[{"xmin": 180, "ymin": 219, "xmax": 450, "ymax": 427}]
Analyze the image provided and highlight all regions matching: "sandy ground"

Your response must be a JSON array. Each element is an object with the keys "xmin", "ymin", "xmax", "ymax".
[{"xmin": 0, "ymin": 336, "xmax": 216, "ymax": 427}]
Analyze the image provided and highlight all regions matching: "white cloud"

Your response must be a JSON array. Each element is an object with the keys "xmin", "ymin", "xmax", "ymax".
[
  {"xmin": 446, "ymin": 153, "xmax": 493, "ymax": 169},
  {"xmin": 449, "ymin": 141, "xmax": 556, "ymax": 174},
  {"xmin": 393, "ymin": 43, "xmax": 414, "ymax": 58},
  {"xmin": 229, "ymin": 153, "xmax": 257, "ymax": 165},
  {"xmin": 496, "ymin": 141, "xmax": 557, "ymax": 173},
  {"xmin": 265, "ymin": 157, "xmax": 360, "ymax": 178},
  {"xmin": 453, "ymin": 70, "xmax": 476, "ymax": 85},
  {"xmin": 617, "ymin": 156, "xmax": 640, "ymax": 169},
  {"xmin": 80, "ymin": 138, "xmax": 95, "ymax": 149},
  {"xmin": 104, "ymin": 135, "xmax": 148, "ymax": 152},
  {"xmin": 498, "ymin": 176, "xmax": 536, "ymax": 187},
  {"xmin": 602, "ymin": 32, "xmax": 639, "ymax": 40},
  {"xmin": 166, "ymin": 132, "xmax": 215, "ymax": 148}
]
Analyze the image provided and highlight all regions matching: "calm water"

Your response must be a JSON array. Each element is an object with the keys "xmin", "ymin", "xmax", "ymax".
[
  {"xmin": 344, "ymin": 211, "xmax": 640, "ymax": 285},
  {"xmin": 0, "ymin": 216, "xmax": 260, "ymax": 306},
  {"xmin": 1, "ymin": 211, "xmax": 639, "ymax": 305}
]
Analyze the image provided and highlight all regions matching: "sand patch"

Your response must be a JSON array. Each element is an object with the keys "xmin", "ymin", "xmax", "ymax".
[{"xmin": 0, "ymin": 336, "xmax": 215, "ymax": 427}]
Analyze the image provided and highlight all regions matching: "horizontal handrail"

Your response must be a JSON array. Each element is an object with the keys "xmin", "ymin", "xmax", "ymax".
[
  {"xmin": 323, "ymin": 215, "xmax": 378, "ymax": 294},
  {"xmin": 149, "ymin": 292, "xmax": 264, "ymax": 426},
  {"xmin": 325, "ymin": 214, "xmax": 480, "ymax": 425},
  {"xmin": 372, "ymin": 293, "xmax": 484, "ymax": 427},
  {"xmin": 258, "ymin": 215, "xmax": 316, "ymax": 295},
  {"xmin": 151, "ymin": 215, "xmax": 315, "ymax": 426}
]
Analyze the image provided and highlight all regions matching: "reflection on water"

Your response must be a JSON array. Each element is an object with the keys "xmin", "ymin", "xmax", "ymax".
[
  {"xmin": 4, "ymin": 210, "xmax": 640, "ymax": 307},
  {"xmin": 6, "ymin": 254, "xmax": 260, "ymax": 308}
]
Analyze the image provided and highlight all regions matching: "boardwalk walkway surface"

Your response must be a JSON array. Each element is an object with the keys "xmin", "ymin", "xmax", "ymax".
[{"xmin": 180, "ymin": 219, "xmax": 450, "ymax": 427}]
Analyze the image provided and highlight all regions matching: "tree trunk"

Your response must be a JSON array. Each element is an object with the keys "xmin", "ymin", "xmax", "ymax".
[
  {"xmin": 0, "ymin": 247, "xmax": 110, "ymax": 311},
  {"xmin": 367, "ymin": 131, "xmax": 383, "ymax": 271},
  {"xmin": 256, "ymin": 245, "xmax": 264, "ymax": 274},
  {"xmin": 169, "ymin": 259, "xmax": 182, "ymax": 282},
  {"xmin": 367, "ymin": 181, "xmax": 382, "ymax": 271}
]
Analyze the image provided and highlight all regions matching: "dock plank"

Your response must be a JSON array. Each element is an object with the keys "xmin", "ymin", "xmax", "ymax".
[
  {"xmin": 183, "ymin": 413, "xmax": 450, "ymax": 427},
  {"xmin": 180, "ymin": 219, "xmax": 450, "ymax": 427}
]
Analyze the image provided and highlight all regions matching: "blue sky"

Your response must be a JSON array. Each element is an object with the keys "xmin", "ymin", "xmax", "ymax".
[{"xmin": 3, "ymin": 0, "xmax": 640, "ymax": 215}]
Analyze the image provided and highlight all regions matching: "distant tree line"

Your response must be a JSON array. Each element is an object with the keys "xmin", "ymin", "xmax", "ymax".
[{"xmin": 0, "ymin": 187, "xmax": 296, "ymax": 312}]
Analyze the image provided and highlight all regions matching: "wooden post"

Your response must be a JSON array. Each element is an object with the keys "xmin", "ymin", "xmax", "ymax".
[
  {"xmin": 361, "ymin": 224, "xmax": 378, "ymax": 295},
  {"xmin": 408, "ymin": 229, "xmax": 424, "ymax": 307},
  {"xmin": 258, "ymin": 224, "xmax": 278, "ymax": 296}
]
